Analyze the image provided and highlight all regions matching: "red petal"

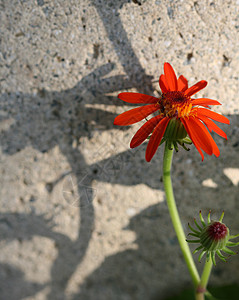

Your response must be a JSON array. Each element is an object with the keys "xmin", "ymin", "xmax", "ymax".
[
  {"xmin": 185, "ymin": 117, "xmax": 220, "ymax": 157},
  {"xmin": 181, "ymin": 118, "xmax": 204, "ymax": 160},
  {"xmin": 193, "ymin": 118, "xmax": 220, "ymax": 157},
  {"xmin": 164, "ymin": 63, "xmax": 178, "ymax": 91},
  {"xmin": 197, "ymin": 108, "xmax": 230, "ymax": 124},
  {"xmin": 178, "ymin": 75, "xmax": 188, "ymax": 92},
  {"xmin": 197, "ymin": 114, "xmax": 227, "ymax": 139},
  {"xmin": 185, "ymin": 80, "xmax": 207, "ymax": 97},
  {"xmin": 145, "ymin": 117, "xmax": 170, "ymax": 162},
  {"xmin": 159, "ymin": 74, "xmax": 169, "ymax": 93},
  {"xmin": 188, "ymin": 118, "xmax": 213, "ymax": 155},
  {"xmin": 130, "ymin": 115, "xmax": 162, "ymax": 148},
  {"xmin": 118, "ymin": 92, "xmax": 159, "ymax": 104},
  {"xmin": 114, "ymin": 104, "xmax": 158, "ymax": 126},
  {"xmin": 192, "ymin": 98, "xmax": 221, "ymax": 106}
]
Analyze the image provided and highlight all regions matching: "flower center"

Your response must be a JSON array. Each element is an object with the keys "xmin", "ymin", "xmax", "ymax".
[
  {"xmin": 207, "ymin": 222, "xmax": 228, "ymax": 241},
  {"xmin": 158, "ymin": 91, "xmax": 192, "ymax": 118}
]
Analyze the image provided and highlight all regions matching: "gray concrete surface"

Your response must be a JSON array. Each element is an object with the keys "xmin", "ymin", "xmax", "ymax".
[{"xmin": 0, "ymin": 0, "xmax": 239, "ymax": 299}]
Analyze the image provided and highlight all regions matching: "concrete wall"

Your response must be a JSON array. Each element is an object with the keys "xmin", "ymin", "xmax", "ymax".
[{"xmin": 0, "ymin": 0, "xmax": 239, "ymax": 299}]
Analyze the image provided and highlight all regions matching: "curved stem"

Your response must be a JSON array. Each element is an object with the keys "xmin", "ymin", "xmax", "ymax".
[{"xmin": 162, "ymin": 145, "xmax": 200, "ymax": 287}]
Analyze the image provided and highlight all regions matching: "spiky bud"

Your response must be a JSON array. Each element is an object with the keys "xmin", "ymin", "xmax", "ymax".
[{"xmin": 187, "ymin": 211, "xmax": 239, "ymax": 265}]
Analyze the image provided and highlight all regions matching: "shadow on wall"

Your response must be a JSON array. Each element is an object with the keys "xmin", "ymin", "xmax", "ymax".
[
  {"xmin": 70, "ymin": 203, "xmax": 183, "ymax": 300},
  {"xmin": 90, "ymin": 0, "xmax": 154, "ymax": 94},
  {"xmin": 1, "ymin": 80, "xmax": 239, "ymax": 299},
  {"xmin": 1, "ymin": 79, "xmax": 239, "ymax": 299},
  {"xmin": 0, "ymin": 0, "xmax": 154, "ymax": 297},
  {"xmin": 0, "ymin": 62, "xmax": 144, "ymax": 300},
  {"xmin": 0, "ymin": 204, "xmax": 179, "ymax": 300},
  {"xmin": 0, "ymin": 262, "xmax": 44, "ymax": 300},
  {"xmin": 1, "ymin": 0, "xmax": 239, "ymax": 299}
]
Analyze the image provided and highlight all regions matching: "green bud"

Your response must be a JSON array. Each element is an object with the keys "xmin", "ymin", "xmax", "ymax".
[
  {"xmin": 163, "ymin": 118, "xmax": 192, "ymax": 152},
  {"xmin": 187, "ymin": 211, "xmax": 239, "ymax": 265},
  {"xmin": 200, "ymin": 221, "xmax": 229, "ymax": 251},
  {"xmin": 164, "ymin": 118, "xmax": 187, "ymax": 141}
]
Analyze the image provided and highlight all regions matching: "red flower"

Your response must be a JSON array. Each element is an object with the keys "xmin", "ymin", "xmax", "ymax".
[{"xmin": 114, "ymin": 63, "xmax": 230, "ymax": 162}]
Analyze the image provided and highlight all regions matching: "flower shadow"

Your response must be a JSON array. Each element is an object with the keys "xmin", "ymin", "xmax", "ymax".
[
  {"xmin": 0, "ymin": 59, "xmax": 154, "ymax": 299},
  {"xmin": 70, "ymin": 203, "xmax": 189, "ymax": 300}
]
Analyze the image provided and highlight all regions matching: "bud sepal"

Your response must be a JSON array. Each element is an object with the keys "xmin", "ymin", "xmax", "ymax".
[
  {"xmin": 163, "ymin": 118, "xmax": 192, "ymax": 152},
  {"xmin": 187, "ymin": 211, "xmax": 239, "ymax": 265}
]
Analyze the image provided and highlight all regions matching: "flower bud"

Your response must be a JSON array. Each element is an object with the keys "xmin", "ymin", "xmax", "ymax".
[
  {"xmin": 200, "ymin": 221, "xmax": 229, "ymax": 251},
  {"xmin": 187, "ymin": 211, "xmax": 239, "ymax": 265},
  {"xmin": 164, "ymin": 118, "xmax": 187, "ymax": 140},
  {"xmin": 163, "ymin": 118, "xmax": 192, "ymax": 152}
]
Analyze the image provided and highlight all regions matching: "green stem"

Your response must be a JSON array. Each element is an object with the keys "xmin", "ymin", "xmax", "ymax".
[
  {"xmin": 162, "ymin": 145, "xmax": 200, "ymax": 288},
  {"xmin": 195, "ymin": 293, "xmax": 205, "ymax": 300},
  {"xmin": 196, "ymin": 258, "xmax": 213, "ymax": 300},
  {"xmin": 201, "ymin": 258, "xmax": 213, "ymax": 288}
]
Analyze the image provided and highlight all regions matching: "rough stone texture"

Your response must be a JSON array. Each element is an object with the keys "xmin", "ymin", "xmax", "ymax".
[{"xmin": 0, "ymin": 0, "xmax": 239, "ymax": 299}]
